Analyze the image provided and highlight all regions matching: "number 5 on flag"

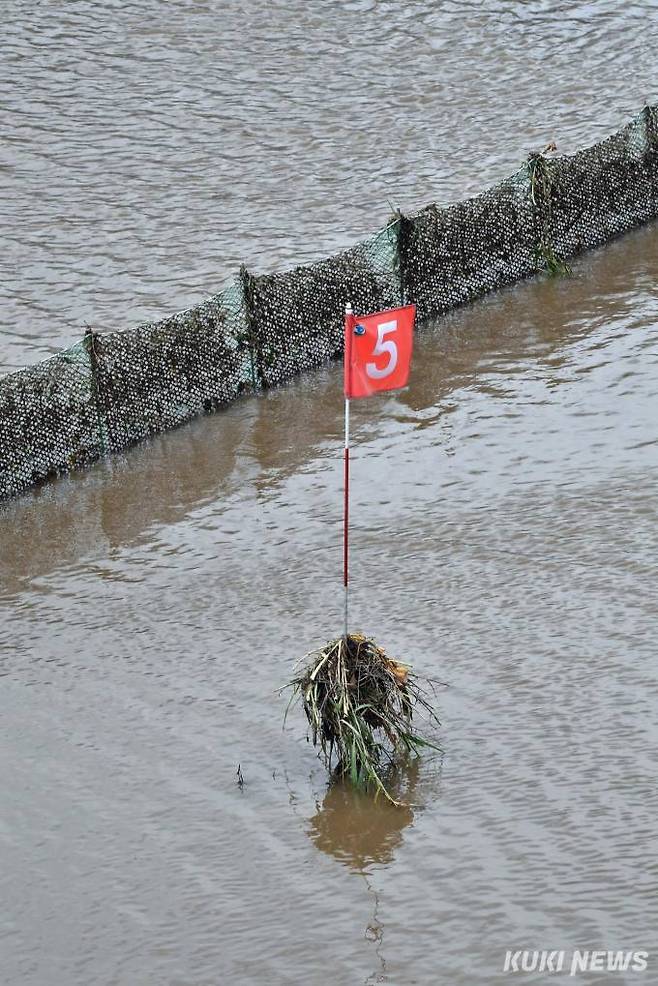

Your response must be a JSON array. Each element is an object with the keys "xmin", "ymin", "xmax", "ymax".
[{"xmin": 344, "ymin": 304, "xmax": 416, "ymax": 399}]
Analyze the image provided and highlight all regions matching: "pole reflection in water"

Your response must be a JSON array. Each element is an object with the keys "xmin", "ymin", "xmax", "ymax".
[
  {"xmin": 308, "ymin": 759, "xmax": 417, "ymax": 872},
  {"xmin": 308, "ymin": 756, "xmax": 441, "ymax": 984}
]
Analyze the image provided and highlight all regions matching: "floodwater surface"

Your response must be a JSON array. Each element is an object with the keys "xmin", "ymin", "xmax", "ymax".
[{"xmin": 2, "ymin": 3, "xmax": 658, "ymax": 985}]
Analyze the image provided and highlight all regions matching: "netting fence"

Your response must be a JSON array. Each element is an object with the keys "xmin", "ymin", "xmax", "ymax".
[{"xmin": 2, "ymin": 105, "xmax": 657, "ymax": 500}]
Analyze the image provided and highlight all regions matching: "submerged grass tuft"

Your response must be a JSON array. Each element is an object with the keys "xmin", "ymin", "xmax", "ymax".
[
  {"xmin": 533, "ymin": 242, "xmax": 573, "ymax": 277},
  {"xmin": 284, "ymin": 633, "xmax": 441, "ymax": 804}
]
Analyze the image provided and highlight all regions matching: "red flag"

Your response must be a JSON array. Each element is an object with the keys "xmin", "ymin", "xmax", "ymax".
[{"xmin": 344, "ymin": 304, "xmax": 416, "ymax": 399}]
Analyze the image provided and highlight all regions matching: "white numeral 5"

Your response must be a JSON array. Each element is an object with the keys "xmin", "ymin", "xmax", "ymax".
[{"xmin": 366, "ymin": 320, "xmax": 398, "ymax": 379}]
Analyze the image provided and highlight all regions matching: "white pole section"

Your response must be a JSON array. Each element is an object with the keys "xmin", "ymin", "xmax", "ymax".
[{"xmin": 343, "ymin": 302, "xmax": 353, "ymax": 640}]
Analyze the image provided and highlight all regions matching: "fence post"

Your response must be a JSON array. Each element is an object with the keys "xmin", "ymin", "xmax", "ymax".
[
  {"xmin": 83, "ymin": 327, "xmax": 109, "ymax": 455},
  {"xmin": 641, "ymin": 104, "xmax": 658, "ymax": 151},
  {"xmin": 238, "ymin": 265, "xmax": 260, "ymax": 390},
  {"xmin": 391, "ymin": 210, "xmax": 413, "ymax": 307},
  {"xmin": 526, "ymin": 152, "xmax": 571, "ymax": 277}
]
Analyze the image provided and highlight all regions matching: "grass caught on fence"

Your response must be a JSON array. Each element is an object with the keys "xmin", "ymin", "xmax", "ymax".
[{"xmin": 284, "ymin": 633, "xmax": 441, "ymax": 804}]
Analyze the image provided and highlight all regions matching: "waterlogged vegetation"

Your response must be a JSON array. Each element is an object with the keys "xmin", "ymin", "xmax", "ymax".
[{"xmin": 284, "ymin": 633, "xmax": 441, "ymax": 805}]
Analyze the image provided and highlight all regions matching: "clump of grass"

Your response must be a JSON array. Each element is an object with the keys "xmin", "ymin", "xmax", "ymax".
[
  {"xmin": 533, "ymin": 242, "xmax": 573, "ymax": 278},
  {"xmin": 527, "ymin": 152, "xmax": 572, "ymax": 278},
  {"xmin": 284, "ymin": 633, "xmax": 440, "ymax": 804}
]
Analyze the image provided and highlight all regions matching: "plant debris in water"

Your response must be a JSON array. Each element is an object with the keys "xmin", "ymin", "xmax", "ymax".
[{"xmin": 284, "ymin": 633, "xmax": 440, "ymax": 804}]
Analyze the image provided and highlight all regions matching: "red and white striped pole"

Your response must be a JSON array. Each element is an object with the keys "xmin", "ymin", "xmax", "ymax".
[{"xmin": 343, "ymin": 302, "xmax": 354, "ymax": 639}]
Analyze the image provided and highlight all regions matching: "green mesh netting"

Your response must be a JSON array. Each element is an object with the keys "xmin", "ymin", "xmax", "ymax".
[
  {"xmin": 242, "ymin": 222, "xmax": 401, "ymax": 388},
  {"xmin": 0, "ymin": 342, "xmax": 101, "ymax": 499},
  {"xmin": 2, "ymin": 106, "xmax": 658, "ymax": 500},
  {"xmin": 399, "ymin": 169, "xmax": 536, "ymax": 321},
  {"xmin": 545, "ymin": 111, "xmax": 658, "ymax": 259},
  {"xmin": 91, "ymin": 284, "xmax": 253, "ymax": 452}
]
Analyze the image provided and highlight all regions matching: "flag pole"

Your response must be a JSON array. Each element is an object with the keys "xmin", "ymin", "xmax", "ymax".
[
  {"xmin": 343, "ymin": 394, "xmax": 350, "ymax": 638},
  {"xmin": 343, "ymin": 302, "xmax": 353, "ymax": 640}
]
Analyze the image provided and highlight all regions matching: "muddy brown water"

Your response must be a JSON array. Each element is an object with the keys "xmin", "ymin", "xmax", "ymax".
[{"xmin": 2, "ymin": 3, "xmax": 658, "ymax": 985}]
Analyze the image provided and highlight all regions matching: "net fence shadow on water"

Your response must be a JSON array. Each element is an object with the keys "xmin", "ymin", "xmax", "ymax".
[{"xmin": 1, "ymin": 105, "xmax": 657, "ymax": 500}]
